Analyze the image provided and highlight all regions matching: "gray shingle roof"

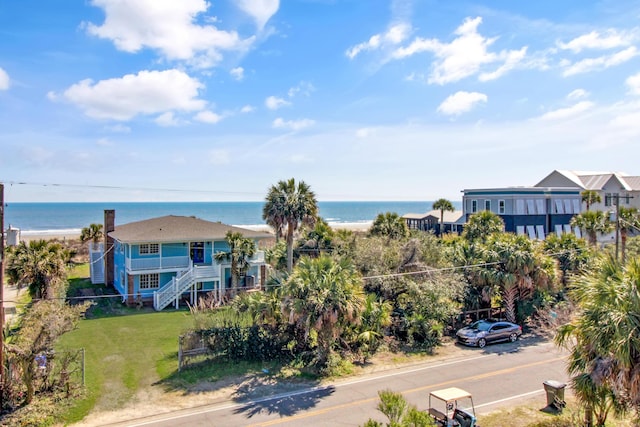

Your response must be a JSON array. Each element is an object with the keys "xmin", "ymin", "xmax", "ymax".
[{"xmin": 108, "ymin": 215, "xmax": 273, "ymax": 243}]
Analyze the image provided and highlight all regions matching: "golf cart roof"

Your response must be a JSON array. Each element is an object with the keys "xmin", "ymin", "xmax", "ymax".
[{"xmin": 429, "ymin": 387, "xmax": 473, "ymax": 402}]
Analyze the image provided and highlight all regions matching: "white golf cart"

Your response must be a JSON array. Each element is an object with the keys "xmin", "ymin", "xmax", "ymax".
[{"xmin": 427, "ymin": 387, "xmax": 478, "ymax": 427}]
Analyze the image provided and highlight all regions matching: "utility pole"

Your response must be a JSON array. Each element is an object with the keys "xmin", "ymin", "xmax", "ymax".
[
  {"xmin": 615, "ymin": 193, "xmax": 620, "ymax": 262},
  {"xmin": 0, "ymin": 183, "xmax": 5, "ymax": 404}
]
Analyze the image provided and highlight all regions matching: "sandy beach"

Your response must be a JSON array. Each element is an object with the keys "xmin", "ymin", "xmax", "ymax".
[{"xmin": 15, "ymin": 221, "xmax": 373, "ymax": 243}]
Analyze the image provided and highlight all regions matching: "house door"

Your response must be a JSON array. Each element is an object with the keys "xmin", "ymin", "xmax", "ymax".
[{"xmin": 190, "ymin": 242, "xmax": 204, "ymax": 264}]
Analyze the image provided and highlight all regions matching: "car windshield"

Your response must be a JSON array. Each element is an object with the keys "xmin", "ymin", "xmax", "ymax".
[{"xmin": 469, "ymin": 321, "xmax": 492, "ymax": 331}]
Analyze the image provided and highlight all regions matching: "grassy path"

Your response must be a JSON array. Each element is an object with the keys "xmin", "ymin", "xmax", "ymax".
[{"xmin": 56, "ymin": 310, "xmax": 194, "ymax": 424}]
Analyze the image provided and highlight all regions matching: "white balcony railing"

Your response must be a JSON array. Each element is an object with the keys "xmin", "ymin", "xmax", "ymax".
[{"xmin": 127, "ymin": 255, "xmax": 190, "ymax": 271}]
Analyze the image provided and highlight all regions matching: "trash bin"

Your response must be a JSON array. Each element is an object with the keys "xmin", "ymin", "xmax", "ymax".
[{"xmin": 543, "ymin": 380, "xmax": 566, "ymax": 409}]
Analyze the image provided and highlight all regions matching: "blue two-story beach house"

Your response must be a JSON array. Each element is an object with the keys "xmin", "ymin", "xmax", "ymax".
[{"xmin": 91, "ymin": 211, "xmax": 272, "ymax": 311}]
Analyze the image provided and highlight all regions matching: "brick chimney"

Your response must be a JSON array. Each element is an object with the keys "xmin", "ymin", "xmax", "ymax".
[{"xmin": 104, "ymin": 210, "xmax": 115, "ymax": 286}]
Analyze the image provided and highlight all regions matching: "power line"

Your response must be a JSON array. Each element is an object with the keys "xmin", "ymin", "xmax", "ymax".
[
  {"xmin": 0, "ymin": 179, "xmax": 435, "ymax": 202},
  {"xmin": 1, "ymin": 180, "xmax": 263, "ymax": 196}
]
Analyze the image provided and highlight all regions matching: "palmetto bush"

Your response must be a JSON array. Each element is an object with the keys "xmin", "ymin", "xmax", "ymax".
[{"xmin": 202, "ymin": 324, "xmax": 291, "ymax": 362}]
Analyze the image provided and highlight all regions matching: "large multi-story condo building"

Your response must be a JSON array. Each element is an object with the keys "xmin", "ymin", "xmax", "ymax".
[
  {"xmin": 536, "ymin": 170, "xmax": 640, "ymax": 211},
  {"xmin": 461, "ymin": 187, "xmax": 582, "ymax": 239}
]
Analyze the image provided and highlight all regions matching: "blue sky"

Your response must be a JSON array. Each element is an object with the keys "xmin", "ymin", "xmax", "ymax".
[{"xmin": 1, "ymin": 0, "xmax": 640, "ymax": 202}]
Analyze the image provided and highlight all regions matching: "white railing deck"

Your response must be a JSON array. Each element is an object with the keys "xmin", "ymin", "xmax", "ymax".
[
  {"xmin": 128, "ymin": 255, "xmax": 190, "ymax": 271},
  {"xmin": 153, "ymin": 264, "xmax": 220, "ymax": 311}
]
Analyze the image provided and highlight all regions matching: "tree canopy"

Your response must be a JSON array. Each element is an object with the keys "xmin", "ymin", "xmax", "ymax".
[
  {"xmin": 463, "ymin": 210, "xmax": 504, "ymax": 243},
  {"xmin": 263, "ymin": 178, "xmax": 318, "ymax": 272},
  {"xmin": 556, "ymin": 255, "xmax": 640, "ymax": 425},
  {"xmin": 5, "ymin": 239, "xmax": 70, "ymax": 300},
  {"xmin": 433, "ymin": 198, "xmax": 455, "ymax": 236},
  {"xmin": 369, "ymin": 212, "xmax": 409, "ymax": 240},
  {"xmin": 570, "ymin": 210, "xmax": 613, "ymax": 246},
  {"xmin": 581, "ymin": 190, "xmax": 602, "ymax": 211}
]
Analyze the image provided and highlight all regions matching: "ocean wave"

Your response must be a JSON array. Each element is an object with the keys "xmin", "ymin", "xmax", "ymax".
[{"xmin": 19, "ymin": 228, "xmax": 83, "ymax": 236}]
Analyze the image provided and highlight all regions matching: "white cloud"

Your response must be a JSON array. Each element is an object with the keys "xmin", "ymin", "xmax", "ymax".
[
  {"xmin": 240, "ymin": 105, "xmax": 255, "ymax": 113},
  {"xmin": 230, "ymin": 67, "xmax": 245, "ymax": 81},
  {"xmin": 562, "ymin": 47, "xmax": 638, "ymax": 76},
  {"xmin": 610, "ymin": 111, "xmax": 640, "ymax": 128},
  {"xmin": 265, "ymin": 95, "xmax": 291, "ymax": 110},
  {"xmin": 356, "ymin": 128, "xmax": 375, "ymax": 138},
  {"xmin": 155, "ymin": 112, "xmax": 180, "ymax": 127},
  {"xmin": 538, "ymin": 101, "xmax": 595, "ymax": 120},
  {"xmin": 272, "ymin": 117, "xmax": 314, "ymax": 131},
  {"xmin": 478, "ymin": 47, "xmax": 527, "ymax": 82},
  {"xmin": 567, "ymin": 89, "xmax": 589, "ymax": 100},
  {"xmin": 558, "ymin": 30, "xmax": 634, "ymax": 53},
  {"xmin": 393, "ymin": 17, "xmax": 526, "ymax": 85},
  {"xmin": 288, "ymin": 81, "xmax": 315, "ymax": 98},
  {"xmin": 208, "ymin": 149, "xmax": 230, "ymax": 165},
  {"xmin": 104, "ymin": 124, "xmax": 131, "ymax": 133},
  {"xmin": 0, "ymin": 67, "xmax": 9, "ymax": 90},
  {"xmin": 60, "ymin": 69, "xmax": 206, "ymax": 120},
  {"xmin": 236, "ymin": 0, "xmax": 279, "ymax": 31},
  {"xmin": 346, "ymin": 23, "xmax": 411, "ymax": 59},
  {"xmin": 288, "ymin": 154, "xmax": 313, "ymax": 164},
  {"xmin": 86, "ymin": 0, "xmax": 252, "ymax": 68},
  {"xmin": 437, "ymin": 91, "xmax": 488, "ymax": 116},
  {"xmin": 96, "ymin": 137, "xmax": 112, "ymax": 146},
  {"xmin": 626, "ymin": 72, "xmax": 640, "ymax": 95},
  {"xmin": 194, "ymin": 110, "xmax": 223, "ymax": 124}
]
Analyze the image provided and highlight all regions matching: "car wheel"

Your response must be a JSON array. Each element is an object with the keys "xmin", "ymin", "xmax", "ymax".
[
  {"xmin": 478, "ymin": 338, "xmax": 486, "ymax": 348},
  {"xmin": 509, "ymin": 333, "xmax": 518, "ymax": 342}
]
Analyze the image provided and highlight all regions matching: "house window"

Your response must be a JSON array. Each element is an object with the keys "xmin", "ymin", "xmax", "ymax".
[
  {"xmin": 499, "ymin": 200, "xmax": 505, "ymax": 214},
  {"xmin": 471, "ymin": 200, "xmax": 478, "ymax": 213},
  {"xmin": 139, "ymin": 243, "xmax": 159, "ymax": 255},
  {"xmin": 140, "ymin": 273, "xmax": 159, "ymax": 289},
  {"xmin": 604, "ymin": 193, "xmax": 614, "ymax": 207},
  {"xmin": 484, "ymin": 200, "xmax": 491, "ymax": 211}
]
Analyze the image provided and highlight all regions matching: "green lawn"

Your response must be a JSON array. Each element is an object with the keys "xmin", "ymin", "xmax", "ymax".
[{"xmin": 56, "ymin": 309, "xmax": 194, "ymax": 423}]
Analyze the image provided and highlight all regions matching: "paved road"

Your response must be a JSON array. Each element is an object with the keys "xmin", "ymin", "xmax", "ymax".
[{"xmin": 119, "ymin": 340, "xmax": 568, "ymax": 427}]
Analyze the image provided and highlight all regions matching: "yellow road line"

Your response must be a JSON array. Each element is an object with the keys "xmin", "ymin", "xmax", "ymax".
[{"xmin": 250, "ymin": 356, "xmax": 565, "ymax": 426}]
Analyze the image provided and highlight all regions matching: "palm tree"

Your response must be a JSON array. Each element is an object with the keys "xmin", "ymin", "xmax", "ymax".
[
  {"xmin": 463, "ymin": 211, "xmax": 504, "ymax": 243},
  {"xmin": 543, "ymin": 232, "xmax": 591, "ymax": 286},
  {"xmin": 214, "ymin": 231, "xmax": 257, "ymax": 292},
  {"xmin": 432, "ymin": 198, "xmax": 455, "ymax": 236},
  {"xmin": 297, "ymin": 218, "xmax": 335, "ymax": 258},
  {"xmin": 5, "ymin": 239, "xmax": 69, "ymax": 300},
  {"xmin": 263, "ymin": 178, "xmax": 318, "ymax": 272},
  {"xmin": 356, "ymin": 294, "xmax": 392, "ymax": 359},
  {"xmin": 618, "ymin": 207, "xmax": 640, "ymax": 263},
  {"xmin": 481, "ymin": 233, "xmax": 556, "ymax": 323},
  {"xmin": 556, "ymin": 256, "xmax": 640, "ymax": 426},
  {"xmin": 448, "ymin": 238, "xmax": 494, "ymax": 309},
  {"xmin": 369, "ymin": 212, "xmax": 409, "ymax": 240},
  {"xmin": 281, "ymin": 255, "xmax": 365, "ymax": 369},
  {"xmin": 581, "ymin": 190, "xmax": 601, "ymax": 211},
  {"xmin": 570, "ymin": 211, "xmax": 613, "ymax": 246},
  {"xmin": 80, "ymin": 223, "xmax": 104, "ymax": 250}
]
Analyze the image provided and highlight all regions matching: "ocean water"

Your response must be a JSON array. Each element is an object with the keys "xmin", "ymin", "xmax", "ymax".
[{"xmin": 4, "ymin": 201, "xmax": 461, "ymax": 234}]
